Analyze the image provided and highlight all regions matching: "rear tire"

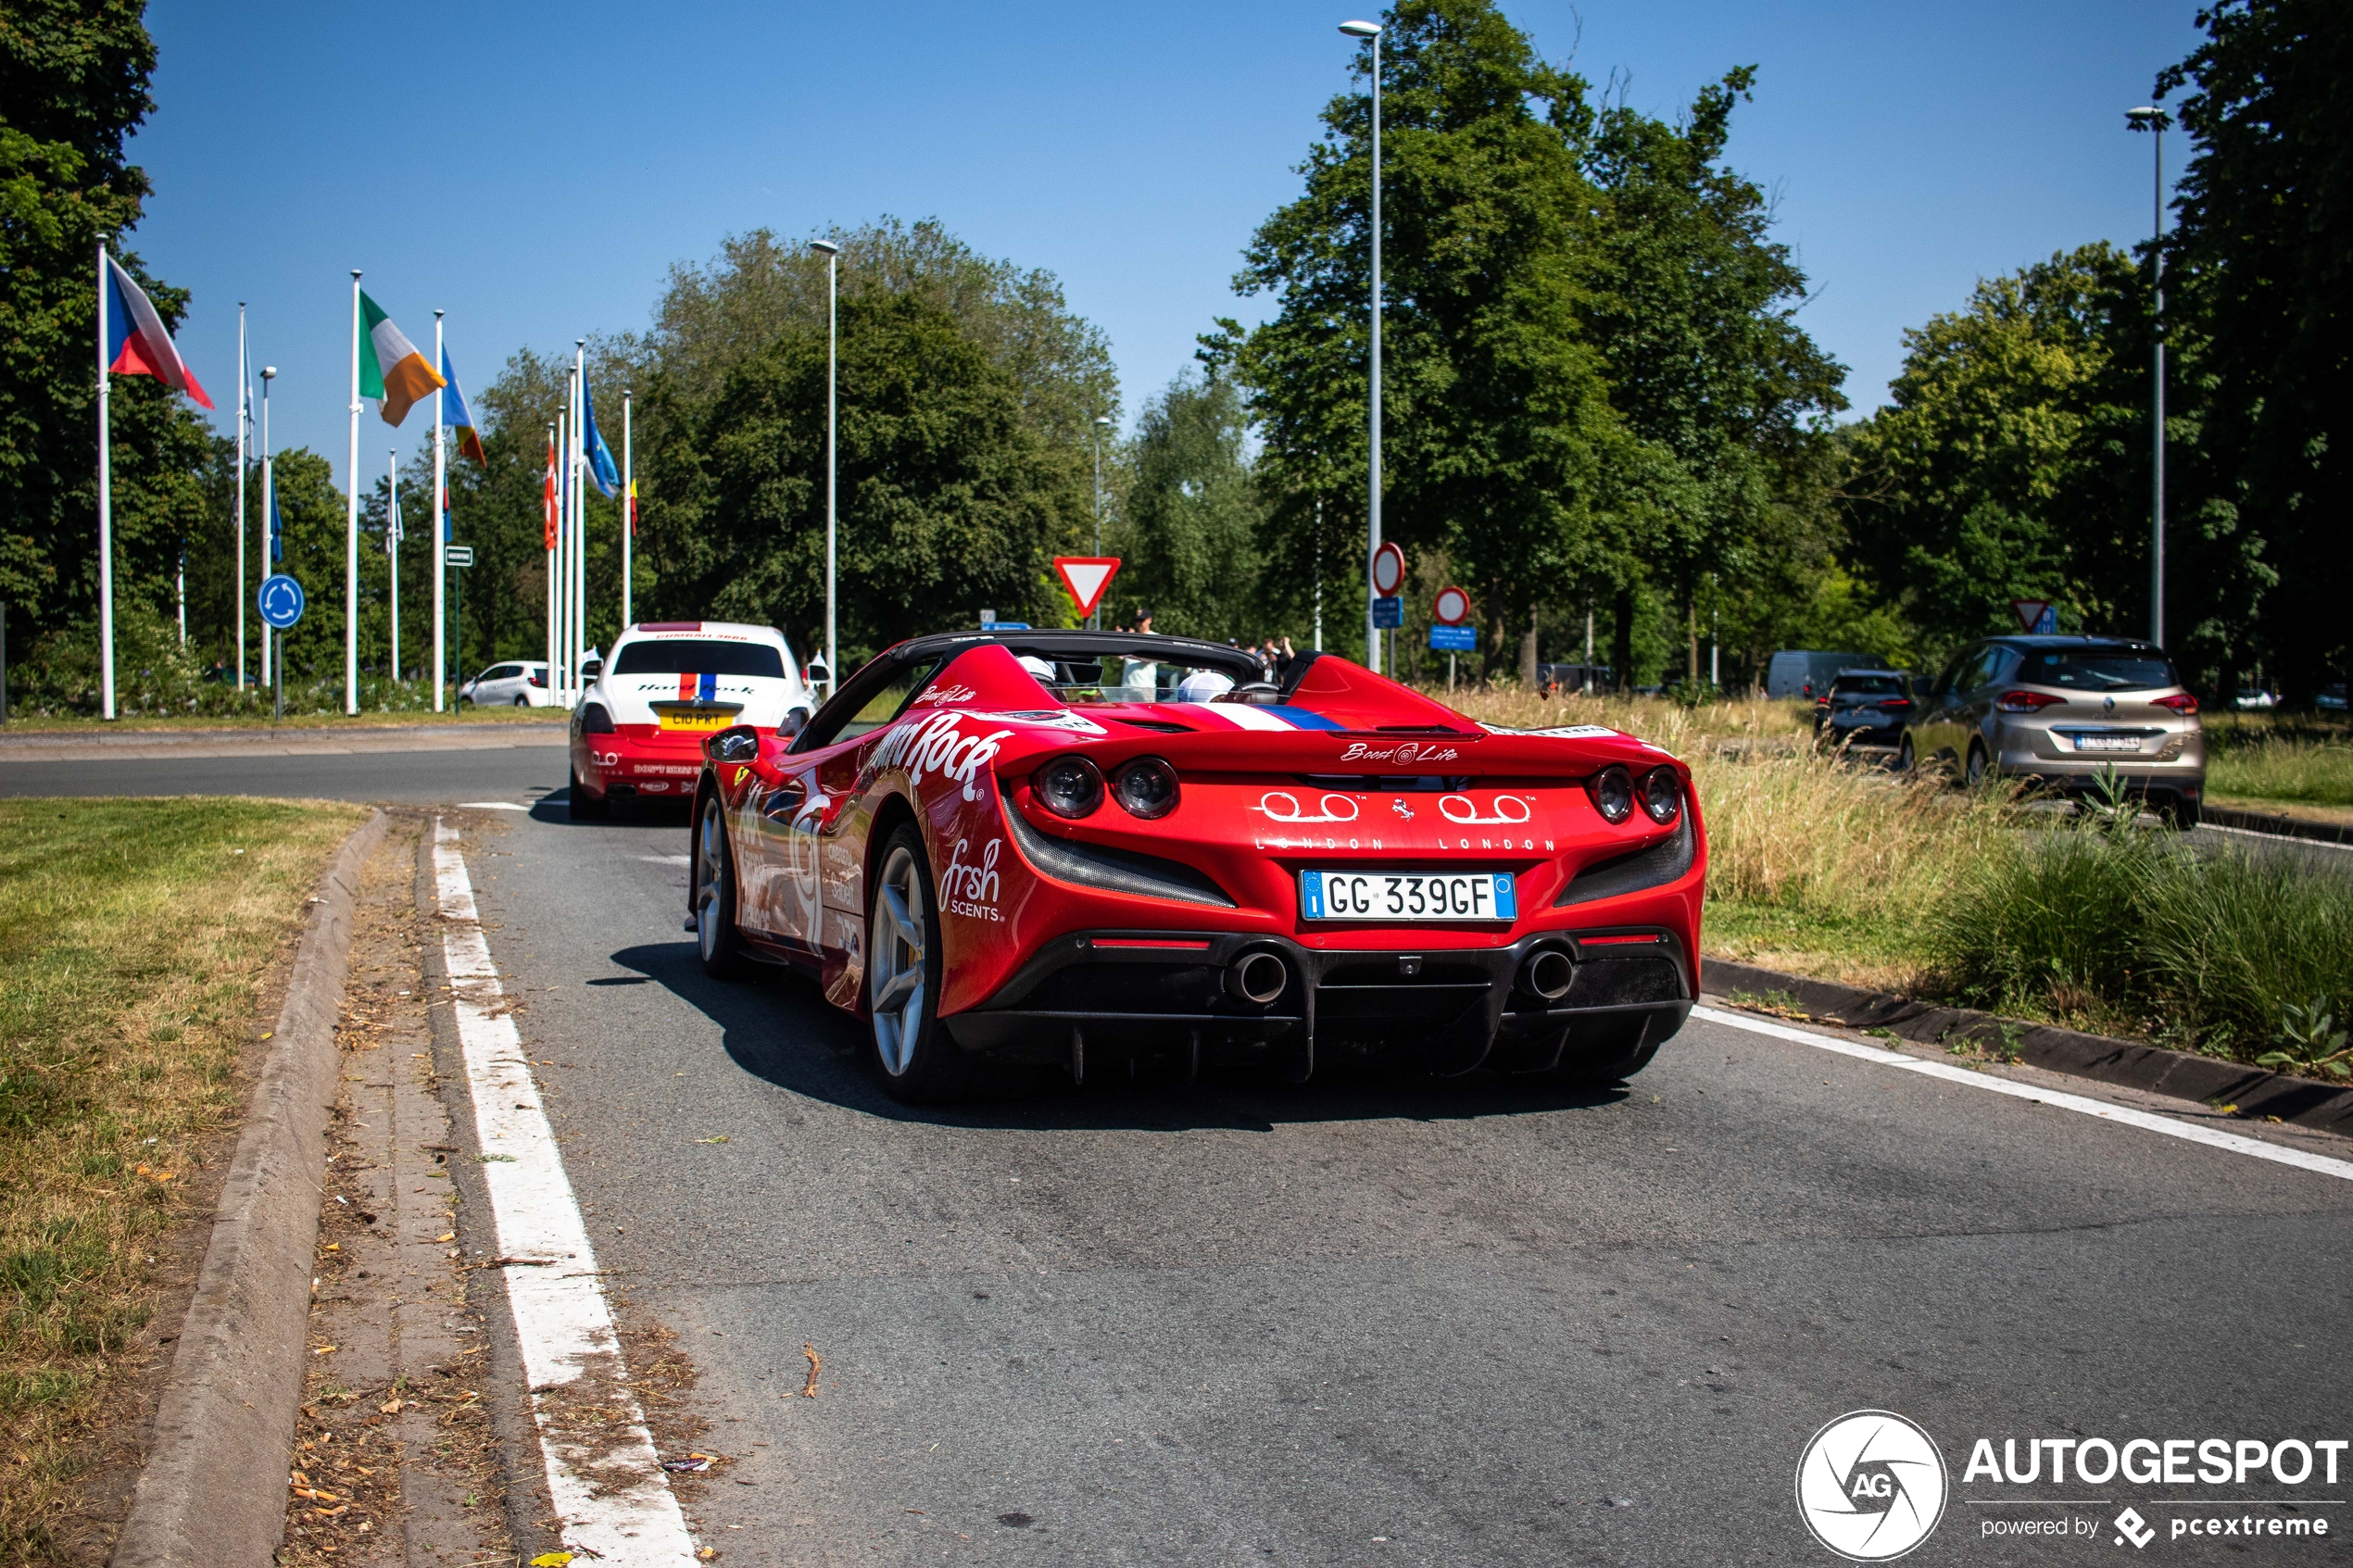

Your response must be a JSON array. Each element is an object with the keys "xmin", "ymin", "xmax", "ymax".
[
  {"xmin": 513, "ymin": 695, "xmax": 529, "ymax": 708},
  {"xmin": 865, "ymin": 825, "xmax": 966, "ymax": 1103},
  {"xmin": 693, "ymin": 794, "xmax": 746, "ymax": 979},
  {"xmin": 2164, "ymin": 797, "xmax": 2203, "ymax": 831},
  {"xmin": 568, "ymin": 766, "xmax": 609, "ymax": 821},
  {"xmin": 1965, "ymin": 742, "xmax": 1990, "ymax": 789},
  {"xmin": 1895, "ymin": 735, "xmax": 1916, "ymax": 773}
]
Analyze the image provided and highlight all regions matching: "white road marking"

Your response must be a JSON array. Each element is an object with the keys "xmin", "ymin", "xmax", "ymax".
[
  {"xmin": 1691, "ymin": 1004, "xmax": 2353, "ymax": 1184},
  {"xmin": 456, "ymin": 800, "xmax": 533, "ymax": 810},
  {"xmin": 432, "ymin": 820, "xmax": 698, "ymax": 1564},
  {"xmin": 637, "ymin": 854, "xmax": 691, "ymax": 866},
  {"xmin": 2199, "ymin": 821, "xmax": 2353, "ymax": 854}
]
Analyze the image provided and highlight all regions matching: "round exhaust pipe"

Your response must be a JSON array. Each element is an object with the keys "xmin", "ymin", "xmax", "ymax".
[
  {"xmin": 1227, "ymin": 950, "xmax": 1290, "ymax": 1006},
  {"xmin": 1519, "ymin": 947, "xmax": 1574, "ymax": 1002}
]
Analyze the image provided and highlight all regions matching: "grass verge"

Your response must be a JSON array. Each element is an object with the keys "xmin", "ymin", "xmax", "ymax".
[
  {"xmin": 0, "ymin": 797, "xmax": 364, "ymax": 1559},
  {"xmin": 2205, "ymin": 727, "xmax": 2353, "ymax": 809},
  {"xmin": 1441, "ymin": 685, "xmax": 2350, "ymax": 1072}
]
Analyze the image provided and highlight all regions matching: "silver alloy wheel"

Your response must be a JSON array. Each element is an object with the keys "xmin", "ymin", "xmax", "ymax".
[
  {"xmin": 869, "ymin": 845, "xmax": 927, "ymax": 1076},
  {"xmin": 696, "ymin": 800, "xmax": 727, "ymax": 964}
]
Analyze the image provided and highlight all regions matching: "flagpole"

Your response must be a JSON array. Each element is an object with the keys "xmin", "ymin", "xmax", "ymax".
[
  {"xmin": 387, "ymin": 446, "xmax": 400, "ymax": 689},
  {"xmin": 433, "ymin": 309, "xmax": 446, "ymax": 712},
  {"xmin": 345, "ymin": 269, "xmax": 361, "ymax": 715},
  {"xmin": 96, "ymin": 242, "xmax": 117, "ymax": 721},
  {"xmin": 554, "ymin": 408, "xmax": 566, "ymax": 696},
  {"xmin": 261, "ymin": 365, "xmax": 274, "ymax": 696},
  {"xmin": 573, "ymin": 341, "xmax": 586, "ymax": 703},
  {"xmin": 235, "ymin": 302, "xmax": 247, "ymax": 691},
  {"xmin": 546, "ymin": 420, "xmax": 557, "ymax": 699},
  {"xmin": 622, "ymin": 390, "xmax": 633, "ymax": 629}
]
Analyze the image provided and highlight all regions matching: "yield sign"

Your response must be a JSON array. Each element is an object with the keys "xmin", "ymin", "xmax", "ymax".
[
  {"xmin": 2010, "ymin": 598, "xmax": 2057, "ymax": 633},
  {"xmin": 1053, "ymin": 557, "xmax": 1122, "ymax": 619}
]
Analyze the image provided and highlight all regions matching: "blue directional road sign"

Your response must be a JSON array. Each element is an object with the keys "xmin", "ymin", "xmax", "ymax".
[
  {"xmin": 258, "ymin": 573, "xmax": 306, "ymax": 631},
  {"xmin": 1373, "ymin": 596, "xmax": 1404, "ymax": 629},
  {"xmin": 1429, "ymin": 622, "xmax": 1478, "ymax": 651}
]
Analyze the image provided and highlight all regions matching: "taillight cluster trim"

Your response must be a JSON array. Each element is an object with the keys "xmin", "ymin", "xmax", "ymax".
[
  {"xmin": 2154, "ymin": 692, "xmax": 2200, "ymax": 715},
  {"xmin": 1034, "ymin": 754, "xmax": 1182, "ymax": 821},
  {"xmin": 1995, "ymin": 689, "xmax": 2066, "ymax": 713},
  {"xmin": 1587, "ymin": 764, "xmax": 1681, "ymax": 827}
]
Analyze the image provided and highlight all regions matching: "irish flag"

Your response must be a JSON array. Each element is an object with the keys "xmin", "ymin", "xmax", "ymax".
[{"xmin": 359, "ymin": 291, "xmax": 445, "ymax": 426}]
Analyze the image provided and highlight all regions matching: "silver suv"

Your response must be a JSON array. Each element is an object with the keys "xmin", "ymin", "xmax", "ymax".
[{"xmin": 1899, "ymin": 636, "xmax": 2205, "ymax": 826}]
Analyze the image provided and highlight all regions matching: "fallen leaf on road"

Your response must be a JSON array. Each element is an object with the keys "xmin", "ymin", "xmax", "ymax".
[
  {"xmin": 529, "ymin": 1554, "xmax": 574, "ymax": 1566},
  {"xmin": 377, "ymin": 1399, "xmax": 405, "ymax": 1414},
  {"xmin": 801, "ymin": 1343, "xmax": 821, "ymax": 1398},
  {"xmin": 436, "ymin": 1233, "xmax": 456, "ymax": 1242},
  {"xmin": 694, "ymin": 1135, "xmax": 731, "ymax": 1144}
]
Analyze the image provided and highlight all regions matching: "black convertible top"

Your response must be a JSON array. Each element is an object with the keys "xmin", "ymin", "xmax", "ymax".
[{"xmin": 793, "ymin": 631, "xmax": 1327, "ymax": 754}]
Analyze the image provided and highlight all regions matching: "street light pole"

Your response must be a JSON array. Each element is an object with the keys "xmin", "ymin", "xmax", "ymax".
[
  {"xmin": 1341, "ymin": 19, "xmax": 1383, "ymax": 673},
  {"xmin": 1091, "ymin": 414, "xmax": 1112, "ymax": 630},
  {"xmin": 811, "ymin": 239, "xmax": 840, "ymax": 697},
  {"xmin": 2128, "ymin": 105, "xmax": 2169, "ymax": 648}
]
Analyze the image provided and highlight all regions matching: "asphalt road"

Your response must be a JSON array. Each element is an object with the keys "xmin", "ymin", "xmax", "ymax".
[
  {"xmin": 0, "ymin": 743, "xmax": 567, "ymax": 802},
  {"xmin": 441, "ymin": 797, "xmax": 2351, "ymax": 1567}
]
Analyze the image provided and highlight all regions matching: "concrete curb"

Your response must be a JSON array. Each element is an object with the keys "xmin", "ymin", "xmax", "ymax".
[
  {"xmin": 111, "ymin": 809, "xmax": 390, "ymax": 1568},
  {"xmin": 0, "ymin": 721, "xmax": 567, "ymax": 763},
  {"xmin": 1701, "ymin": 955, "xmax": 2353, "ymax": 1138},
  {"xmin": 2204, "ymin": 803, "xmax": 2353, "ymax": 846}
]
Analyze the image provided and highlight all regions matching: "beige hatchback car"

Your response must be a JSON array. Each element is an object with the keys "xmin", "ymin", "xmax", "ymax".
[{"xmin": 1898, "ymin": 636, "xmax": 2205, "ymax": 826}]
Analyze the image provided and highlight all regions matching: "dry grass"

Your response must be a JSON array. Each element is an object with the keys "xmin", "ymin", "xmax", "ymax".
[
  {"xmin": 4, "ymin": 703, "xmax": 570, "ymax": 736},
  {"xmin": 1441, "ymin": 686, "xmax": 2008, "ymax": 988},
  {"xmin": 0, "ymin": 797, "xmax": 363, "ymax": 1561}
]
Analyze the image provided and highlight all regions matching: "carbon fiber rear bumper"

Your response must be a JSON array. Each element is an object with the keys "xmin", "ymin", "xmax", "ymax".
[{"xmin": 940, "ymin": 925, "xmax": 1692, "ymax": 1078}]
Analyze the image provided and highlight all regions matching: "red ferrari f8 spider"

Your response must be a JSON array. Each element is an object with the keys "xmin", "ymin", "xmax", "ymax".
[{"xmin": 688, "ymin": 631, "xmax": 1703, "ymax": 1101}]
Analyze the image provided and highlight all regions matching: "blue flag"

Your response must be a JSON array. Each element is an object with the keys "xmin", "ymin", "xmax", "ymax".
[
  {"xmin": 269, "ymin": 471, "xmax": 283, "ymax": 563},
  {"xmin": 440, "ymin": 345, "xmax": 486, "ymax": 465},
  {"xmin": 581, "ymin": 378, "xmax": 620, "ymax": 498}
]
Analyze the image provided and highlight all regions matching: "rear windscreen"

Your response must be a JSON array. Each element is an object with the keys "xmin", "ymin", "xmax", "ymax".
[
  {"xmin": 2020, "ymin": 650, "xmax": 2176, "ymax": 692},
  {"xmin": 611, "ymin": 640, "xmax": 786, "ymax": 679},
  {"xmin": 1832, "ymin": 675, "xmax": 1906, "ymax": 696}
]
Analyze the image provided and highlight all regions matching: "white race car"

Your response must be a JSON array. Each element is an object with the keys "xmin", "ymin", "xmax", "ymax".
[{"xmin": 569, "ymin": 621, "xmax": 816, "ymax": 818}]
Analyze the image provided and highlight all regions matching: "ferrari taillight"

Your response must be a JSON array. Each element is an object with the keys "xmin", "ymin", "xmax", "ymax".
[
  {"xmin": 1111, "ymin": 757, "xmax": 1179, "ymax": 820},
  {"xmin": 1034, "ymin": 756, "xmax": 1104, "ymax": 819},
  {"xmin": 1638, "ymin": 767, "xmax": 1680, "ymax": 825},
  {"xmin": 1586, "ymin": 765, "xmax": 1635, "ymax": 824}
]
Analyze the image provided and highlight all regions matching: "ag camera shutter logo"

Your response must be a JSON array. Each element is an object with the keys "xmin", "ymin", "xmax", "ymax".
[{"xmin": 1795, "ymin": 1410, "xmax": 1949, "ymax": 1561}]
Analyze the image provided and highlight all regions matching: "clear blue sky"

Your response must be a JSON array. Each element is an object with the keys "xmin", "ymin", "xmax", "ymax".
[{"xmin": 135, "ymin": 0, "xmax": 2202, "ymax": 471}]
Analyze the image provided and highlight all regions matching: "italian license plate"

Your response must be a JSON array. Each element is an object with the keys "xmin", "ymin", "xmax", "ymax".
[
  {"xmin": 1300, "ymin": 870, "xmax": 1517, "ymax": 922},
  {"xmin": 2072, "ymin": 734, "xmax": 2142, "ymax": 752},
  {"xmin": 658, "ymin": 709, "xmax": 734, "ymax": 734}
]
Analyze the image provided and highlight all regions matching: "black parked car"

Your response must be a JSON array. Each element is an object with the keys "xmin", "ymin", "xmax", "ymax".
[{"xmin": 1813, "ymin": 670, "xmax": 1914, "ymax": 748}]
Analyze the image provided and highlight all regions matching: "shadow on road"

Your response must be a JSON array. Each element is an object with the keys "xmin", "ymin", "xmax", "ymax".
[
  {"xmin": 530, "ymin": 788, "xmax": 695, "ymax": 832},
  {"xmin": 606, "ymin": 938, "xmax": 1634, "ymax": 1134}
]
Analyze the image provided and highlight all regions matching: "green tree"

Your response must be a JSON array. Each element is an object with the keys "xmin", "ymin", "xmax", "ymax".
[
  {"xmin": 0, "ymin": 0, "xmax": 213, "ymax": 659},
  {"xmin": 1224, "ymin": 0, "xmax": 1622, "ymax": 675},
  {"xmin": 1842, "ymin": 245, "xmax": 2158, "ymax": 664},
  {"xmin": 2158, "ymin": 0, "xmax": 2350, "ymax": 699},
  {"xmin": 639, "ymin": 291, "xmax": 1087, "ymax": 661},
  {"xmin": 1108, "ymin": 371, "xmax": 1264, "ymax": 640},
  {"xmin": 1579, "ymin": 69, "xmax": 1848, "ymax": 687}
]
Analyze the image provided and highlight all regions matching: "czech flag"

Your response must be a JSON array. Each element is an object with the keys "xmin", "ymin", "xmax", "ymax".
[
  {"xmin": 104, "ymin": 253, "xmax": 211, "ymax": 408},
  {"xmin": 440, "ymin": 345, "xmax": 487, "ymax": 466}
]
